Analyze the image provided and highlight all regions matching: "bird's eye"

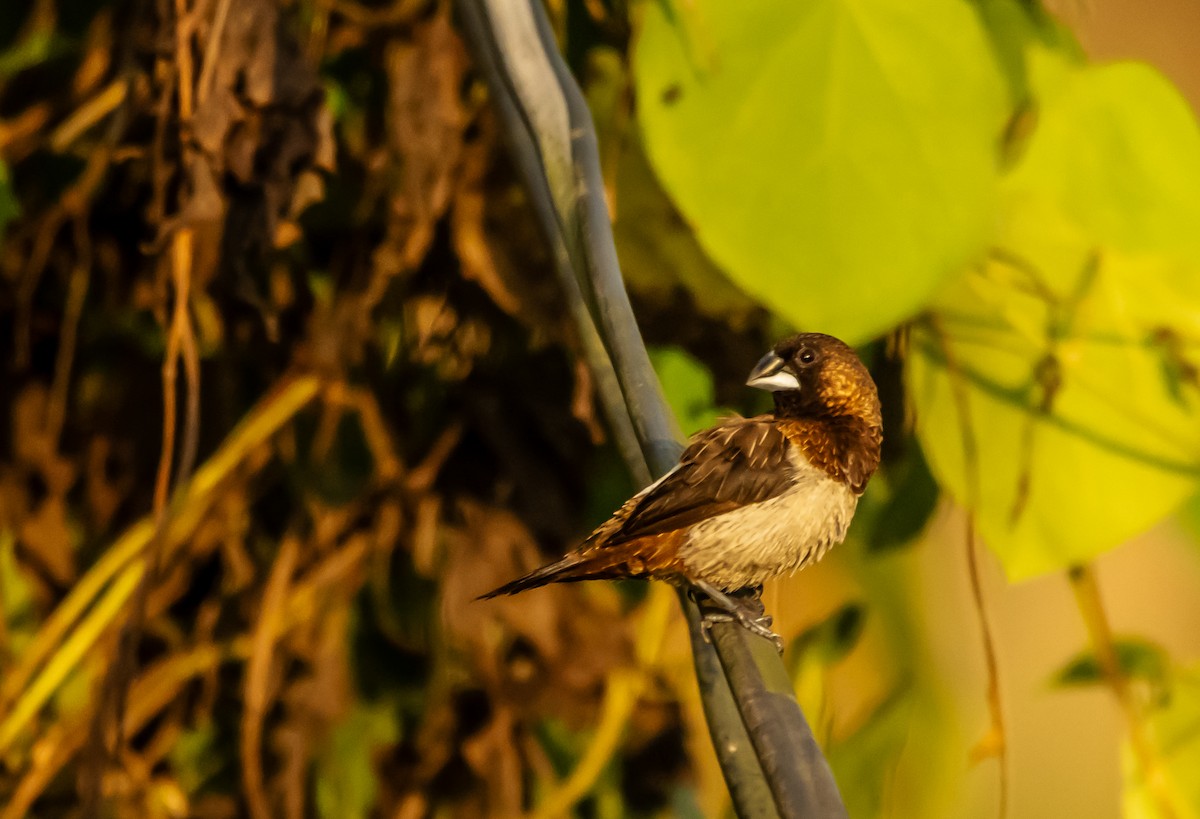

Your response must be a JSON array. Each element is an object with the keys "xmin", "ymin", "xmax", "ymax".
[{"xmin": 799, "ymin": 349, "xmax": 816, "ymax": 364}]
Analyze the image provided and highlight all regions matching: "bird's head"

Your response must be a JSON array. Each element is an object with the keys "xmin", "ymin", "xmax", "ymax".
[{"xmin": 747, "ymin": 333, "xmax": 881, "ymax": 426}]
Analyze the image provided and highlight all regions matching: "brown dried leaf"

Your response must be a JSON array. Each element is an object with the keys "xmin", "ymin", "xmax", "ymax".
[
  {"xmin": 378, "ymin": 9, "xmax": 471, "ymax": 275},
  {"xmin": 287, "ymin": 171, "xmax": 325, "ymax": 221},
  {"xmin": 571, "ymin": 355, "xmax": 605, "ymax": 444},
  {"xmin": 186, "ymin": 0, "xmax": 331, "ymax": 284},
  {"xmin": 311, "ymin": 105, "xmax": 336, "ymax": 173},
  {"xmin": 451, "ymin": 147, "xmax": 524, "ymax": 316},
  {"xmin": 460, "ymin": 705, "xmax": 525, "ymax": 816},
  {"xmin": 18, "ymin": 495, "xmax": 75, "ymax": 586},
  {"xmin": 450, "ymin": 117, "xmax": 565, "ymax": 336},
  {"xmin": 84, "ymin": 437, "xmax": 131, "ymax": 533},
  {"xmin": 405, "ymin": 294, "xmax": 493, "ymax": 379},
  {"xmin": 0, "ymin": 470, "xmax": 30, "ymax": 536},
  {"xmin": 440, "ymin": 501, "xmax": 632, "ymax": 726},
  {"xmin": 271, "ymin": 595, "xmax": 354, "ymax": 819},
  {"xmin": 73, "ymin": 9, "xmax": 114, "ymax": 98},
  {"xmin": 12, "ymin": 384, "xmax": 76, "ymax": 494}
]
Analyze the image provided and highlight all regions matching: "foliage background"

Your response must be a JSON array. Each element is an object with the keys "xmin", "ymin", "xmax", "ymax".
[{"xmin": 1, "ymin": 0, "xmax": 1199, "ymax": 817}]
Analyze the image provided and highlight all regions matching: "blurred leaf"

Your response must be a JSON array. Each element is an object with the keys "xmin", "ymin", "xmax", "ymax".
[
  {"xmin": 0, "ymin": 30, "xmax": 61, "ymax": 78},
  {"xmin": 53, "ymin": 661, "xmax": 93, "ymax": 721},
  {"xmin": 858, "ymin": 443, "xmax": 940, "ymax": 554},
  {"xmin": 1122, "ymin": 666, "xmax": 1200, "ymax": 818},
  {"xmin": 667, "ymin": 786, "xmax": 708, "ymax": 819},
  {"xmin": 323, "ymin": 77, "xmax": 351, "ymax": 122},
  {"xmin": 315, "ymin": 700, "xmax": 400, "ymax": 819},
  {"xmin": 296, "ymin": 414, "xmax": 376, "ymax": 505},
  {"xmin": 0, "ymin": 161, "xmax": 19, "ymax": 248},
  {"xmin": 582, "ymin": 443, "xmax": 637, "ymax": 542},
  {"xmin": 614, "ymin": 137, "xmax": 763, "ymax": 328},
  {"xmin": 830, "ymin": 505, "xmax": 968, "ymax": 818},
  {"xmin": 536, "ymin": 717, "xmax": 586, "ymax": 780},
  {"xmin": 634, "ymin": 0, "xmax": 1006, "ymax": 343},
  {"xmin": 0, "ymin": 531, "xmax": 35, "ymax": 656},
  {"xmin": 826, "ymin": 681, "xmax": 955, "ymax": 819},
  {"xmin": 648, "ymin": 346, "xmax": 727, "ymax": 436},
  {"xmin": 169, "ymin": 725, "xmax": 224, "ymax": 794},
  {"xmin": 789, "ymin": 603, "xmax": 866, "ymax": 732},
  {"xmin": 1052, "ymin": 638, "xmax": 1169, "ymax": 689},
  {"xmin": 584, "ymin": 36, "xmax": 759, "ymax": 325},
  {"xmin": 787, "ymin": 603, "xmax": 865, "ymax": 676},
  {"xmin": 1179, "ymin": 492, "xmax": 1200, "ymax": 546},
  {"xmin": 971, "ymin": 0, "xmax": 1082, "ymax": 105},
  {"xmin": 910, "ymin": 50, "xmax": 1200, "ymax": 579}
]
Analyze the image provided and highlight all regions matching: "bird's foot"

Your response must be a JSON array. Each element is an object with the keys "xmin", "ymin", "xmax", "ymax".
[
  {"xmin": 699, "ymin": 609, "xmax": 783, "ymax": 652},
  {"xmin": 690, "ymin": 581, "xmax": 784, "ymax": 654}
]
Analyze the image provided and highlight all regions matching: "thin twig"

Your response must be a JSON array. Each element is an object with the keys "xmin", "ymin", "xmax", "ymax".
[
  {"xmin": 48, "ymin": 79, "xmax": 128, "ymax": 152},
  {"xmin": 106, "ymin": 0, "xmax": 207, "ymax": 775},
  {"xmin": 196, "ymin": 0, "xmax": 233, "ymax": 109},
  {"xmin": 44, "ymin": 217, "xmax": 92, "ymax": 450},
  {"xmin": 965, "ymin": 521, "xmax": 1008, "ymax": 819},
  {"xmin": 1068, "ymin": 565, "xmax": 1177, "ymax": 819},
  {"xmin": 0, "ymin": 375, "xmax": 321, "ymax": 755},
  {"xmin": 14, "ymin": 142, "xmax": 114, "ymax": 370},
  {"xmin": 1, "ymin": 533, "xmax": 368, "ymax": 819},
  {"xmin": 930, "ymin": 318, "xmax": 1009, "ymax": 818},
  {"xmin": 242, "ymin": 536, "xmax": 300, "ymax": 819},
  {"xmin": 173, "ymin": 237, "xmax": 203, "ymax": 495}
]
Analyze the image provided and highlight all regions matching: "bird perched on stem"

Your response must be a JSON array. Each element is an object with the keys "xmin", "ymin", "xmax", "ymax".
[{"xmin": 481, "ymin": 333, "xmax": 882, "ymax": 648}]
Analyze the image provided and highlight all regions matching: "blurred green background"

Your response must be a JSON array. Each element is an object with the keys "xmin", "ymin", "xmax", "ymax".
[{"xmin": 1, "ymin": 0, "xmax": 1199, "ymax": 816}]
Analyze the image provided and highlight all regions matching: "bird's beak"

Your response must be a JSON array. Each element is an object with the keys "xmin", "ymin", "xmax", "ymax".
[{"xmin": 746, "ymin": 351, "xmax": 800, "ymax": 392}]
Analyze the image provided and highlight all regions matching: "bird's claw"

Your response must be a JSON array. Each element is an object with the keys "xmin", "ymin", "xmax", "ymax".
[
  {"xmin": 699, "ymin": 608, "xmax": 784, "ymax": 654},
  {"xmin": 698, "ymin": 611, "xmax": 730, "ymax": 644}
]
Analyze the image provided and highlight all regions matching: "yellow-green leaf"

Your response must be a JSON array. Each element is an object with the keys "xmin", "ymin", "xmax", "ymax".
[
  {"xmin": 1122, "ymin": 666, "xmax": 1200, "ymax": 819},
  {"xmin": 633, "ymin": 0, "xmax": 1006, "ymax": 343},
  {"xmin": 910, "ymin": 51, "xmax": 1200, "ymax": 579}
]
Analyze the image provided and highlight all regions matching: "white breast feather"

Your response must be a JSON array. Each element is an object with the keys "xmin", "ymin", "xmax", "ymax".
[{"xmin": 680, "ymin": 448, "xmax": 858, "ymax": 591}]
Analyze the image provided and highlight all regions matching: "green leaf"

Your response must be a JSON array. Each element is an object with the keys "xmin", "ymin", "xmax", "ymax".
[
  {"xmin": 169, "ymin": 726, "xmax": 223, "ymax": 794},
  {"xmin": 970, "ymin": 0, "xmax": 1083, "ymax": 105},
  {"xmin": 0, "ymin": 31, "xmax": 61, "ymax": 79},
  {"xmin": 0, "ymin": 161, "xmax": 19, "ymax": 249},
  {"xmin": 583, "ymin": 45, "xmax": 762, "ymax": 326},
  {"xmin": 0, "ymin": 531, "xmax": 35, "ymax": 656},
  {"xmin": 909, "ymin": 52, "xmax": 1200, "ymax": 579},
  {"xmin": 1051, "ymin": 638, "xmax": 1169, "ymax": 689},
  {"xmin": 1179, "ymin": 492, "xmax": 1200, "ymax": 547},
  {"xmin": 789, "ymin": 602, "xmax": 868, "ymax": 737},
  {"xmin": 787, "ymin": 603, "xmax": 865, "ymax": 674},
  {"xmin": 634, "ymin": 0, "xmax": 1006, "ymax": 343},
  {"xmin": 1122, "ymin": 665, "xmax": 1200, "ymax": 818},
  {"xmin": 315, "ymin": 701, "xmax": 400, "ymax": 819},
  {"xmin": 826, "ymin": 686, "xmax": 909, "ymax": 814},
  {"xmin": 827, "ymin": 681, "xmax": 959, "ymax": 819},
  {"xmin": 857, "ymin": 442, "xmax": 940, "ymax": 554},
  {"xmin": 828, "ymin": 524, "xmax": 963, "ymax": 818},
  {"xmin": 613, "ymin": 137, "xmax": 764, "ymax": 327},
  {"xmin": 648, "ymin": 346, "xmax": 727, "ymax": 436}
]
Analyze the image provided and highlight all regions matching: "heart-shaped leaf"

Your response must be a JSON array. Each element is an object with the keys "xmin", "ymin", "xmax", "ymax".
[
  {"xmin": 909, "ymin": 50, "xmax": 1200, "ymax": 579},
  {"xmin": 633, "ymin": 0, "xmax": 1006, "ymax": 343}
]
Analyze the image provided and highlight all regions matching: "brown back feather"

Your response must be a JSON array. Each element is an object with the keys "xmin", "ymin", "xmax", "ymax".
[{"xmin": 591, "ymin": 417, "xmax": 795, "ymax": 549}]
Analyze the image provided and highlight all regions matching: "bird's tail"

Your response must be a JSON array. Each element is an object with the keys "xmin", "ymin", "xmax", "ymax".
[{"xmin": 477, "ymin": 550, "xmax": 623, "ymax": 599}]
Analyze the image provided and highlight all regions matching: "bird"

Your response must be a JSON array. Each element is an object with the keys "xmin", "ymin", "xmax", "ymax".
[{"xmin": 480, "ymin": 333, "xmax": 883, "ymax": 647}]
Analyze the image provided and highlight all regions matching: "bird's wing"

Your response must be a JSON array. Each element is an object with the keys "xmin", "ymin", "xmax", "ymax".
[{"xmin": 593, "ymin": 416, "xmax": 798, "ymax": 548}]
